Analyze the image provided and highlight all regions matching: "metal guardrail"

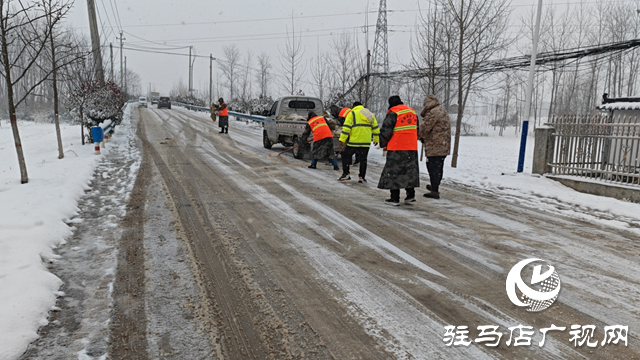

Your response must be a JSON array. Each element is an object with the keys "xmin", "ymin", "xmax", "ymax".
[
  {"xmin": 173, "ymin": 102, "xmax": 265, "ymax": 123},
  {"xmin": 173, "ymin": 101, "xmax": 210, "ymax": 112},
  {"xmin": 547, "ymin": 114, "xmax": 640, "ymax": 186},
  {"xmin": 228, "ymin": 111, "xmax": 266, "ymax": 123}
]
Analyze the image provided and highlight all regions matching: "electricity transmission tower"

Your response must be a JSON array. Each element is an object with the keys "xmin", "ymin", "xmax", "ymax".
[{"xmin": 371, "ymin": 0, "xmax": 389, "ymax": 111}]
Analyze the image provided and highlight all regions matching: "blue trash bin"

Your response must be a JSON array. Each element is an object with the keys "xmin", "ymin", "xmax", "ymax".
[{"xmin": 91, "ymin": 126, "xmax": 104, "ymax": 143}]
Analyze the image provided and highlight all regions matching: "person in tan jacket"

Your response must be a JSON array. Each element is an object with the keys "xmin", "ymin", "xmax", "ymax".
[{"xmin": 418, "ymin": 94, "xmax": 451, "ymax": 199}]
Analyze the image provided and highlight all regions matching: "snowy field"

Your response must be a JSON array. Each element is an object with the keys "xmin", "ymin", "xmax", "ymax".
[{"xmin": 0, "ymin": 107, "xmax": 133, "ymax": 360}]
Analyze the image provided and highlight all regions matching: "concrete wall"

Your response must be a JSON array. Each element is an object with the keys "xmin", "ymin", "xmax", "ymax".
[
  {"xmin": 533, "ymin": 127, "xmax": 555, "ymax": 175},
  {"xmin": 547, "ymin": 175, "xmax": 640, "ymax": 203}
]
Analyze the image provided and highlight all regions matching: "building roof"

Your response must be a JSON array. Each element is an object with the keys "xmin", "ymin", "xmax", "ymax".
[{"xmin": 596, "ymin": 102, "xmax": 640, "ymax": 111}]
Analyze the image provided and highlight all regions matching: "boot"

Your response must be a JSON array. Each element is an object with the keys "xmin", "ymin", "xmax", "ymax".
[
  {"xmin": 423, "ymin": 191, "xmax": 440, "ymax": 199},
  {"xmin": 426, "ymin": 184, "xmax": 432, "ymax": 191},
  {"xmin": 219, "ymin": 129, "xmax": 224, "ymax": 133},
  {"xmin": 224, "ymin": 127, "xmax": 229, "ymax": 133},
  {"xmin": 338, "ymin": 174, "xmax": 351, "ymax": 181},
  {"xmin": 333, "ymin": 165, "xmax": 340, "ymax": 171},
  {"xmin": 384, "ymin": 198, "xmax": 400, "ymax": 206},
  {"xmin": 308, "ymin": 164, "xmax": 317, "ymax": 169}
]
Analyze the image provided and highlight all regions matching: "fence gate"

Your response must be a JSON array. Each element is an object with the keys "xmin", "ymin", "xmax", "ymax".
[{"xmin": 547, "ymin": 114, "xmax": 640, "ymax": 186}]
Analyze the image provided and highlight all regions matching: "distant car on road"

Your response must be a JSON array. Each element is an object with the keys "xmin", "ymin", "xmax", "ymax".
[
  {"xmin": 151, "ymin": 96, "xmax": 159, "ymax": 105},
  {"xmin": 158, "ymin": 96, "xmax": 171, "ymax": 109},
  {"xmin": 138, "ymin": 96, "xmax": 148, "ymax": 108}
]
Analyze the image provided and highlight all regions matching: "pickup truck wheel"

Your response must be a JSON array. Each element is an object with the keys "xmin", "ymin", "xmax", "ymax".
[
  {"xmin": 263, "ymin": 130, "xmax": 272, "ymax": 149},
  {"xmin": 292, "ymin": 136, "xmax": 303, "ymax": 159}
]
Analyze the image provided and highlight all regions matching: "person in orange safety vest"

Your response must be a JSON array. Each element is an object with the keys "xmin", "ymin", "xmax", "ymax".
[
  {"xmin": 216, "ymin": 97, "xmax": 229, "ymax": 133},
  {"xmin": 377, "ymin": 95, "xmax": 420, "ymax": 206},
  {"xmin": 300, "ymin": 111, "xmax": 340, "ymax": 170}
]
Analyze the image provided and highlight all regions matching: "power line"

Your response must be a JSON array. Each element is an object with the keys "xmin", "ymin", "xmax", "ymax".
[
  {"xmin": 111, "ymin": 0, "xmax": 123, "ymax": 30},
  {"xmin": 126, "ymin": 25, "xmax": 371, "ymax": 45},
  {"xmin": 106, "ymin": 0, "xmax": 122, "ymax": 31},
  {"xmin": 340, "ymin": 38, "xmax": 640, "ymax": 98},
  {"xmin": 123, "ymin": 30, "xmax": 191, "ymax": 49}
]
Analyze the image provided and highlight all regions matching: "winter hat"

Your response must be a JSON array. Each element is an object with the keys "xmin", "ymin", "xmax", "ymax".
[
  {"xmin": 388, "ymin": 95, "xmax": 403, "ymax": 108},
  {"xmin": 218, "ymin": 97, "xmax": 224, "ymax": 103},
  {"xmin": 307, "ymin": 111, "xmax": 317, "ymax": 119},
  {"xmin": 352, "ymin": 101, "xmax": 363, "ymax": 108}
]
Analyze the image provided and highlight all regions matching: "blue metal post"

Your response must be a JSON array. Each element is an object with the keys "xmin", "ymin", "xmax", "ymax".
[
  {"xmin": 517, "ymin": 120, "xmax": 529, "ymax": 173},
  {"xmin": 517, "ymin": 0, "xmax": 543, "ymax": 173}
]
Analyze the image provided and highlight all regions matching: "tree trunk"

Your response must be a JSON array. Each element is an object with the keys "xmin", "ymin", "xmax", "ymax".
[
  {"xmin": 50, "ymin": 28, "xmax": 64, "ymax": 159},
  {"xmin": 1, "ymin": 20, "xmax": 28, "ymax": 183},
  {"xmin": 451, "ymin": 1, "xmax": 464, "ymax": 168},
  {"xmin": 81, "ymin": 107, "xmax": 85, "ymax": 145}
]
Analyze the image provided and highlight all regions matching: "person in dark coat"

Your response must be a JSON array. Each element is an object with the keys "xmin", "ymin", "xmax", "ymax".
[
  {"xmin": 418, "ymin": 94, "xmax": 451, "ymax": 199},
  {"xmin": 300, "ymin": 111, "xmax": 340, "ymax": 170},
  {"xmin": 377, "ymin": 95, "xmax": 420, "ymax": 205},
  {"xmin": 217, "ymin": 97, "xmax": 229, "ymax": 133}
]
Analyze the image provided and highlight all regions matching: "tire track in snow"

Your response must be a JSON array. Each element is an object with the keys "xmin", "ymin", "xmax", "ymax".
[
  {"xmin": 279, "ymin": 227, "xmax": 492, "ymax": 360},
  {"xmin": 275, "ymin": 180, "xmax": 446, "ymax": 278}
]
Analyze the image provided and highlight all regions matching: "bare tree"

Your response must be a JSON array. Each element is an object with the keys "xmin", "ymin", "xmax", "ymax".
[
  {"xmin": 61, "ymin": 30, "xmax": 94, "ymax": 145},
  {"xmin": 310, "ymin": 50, "xmax": 329, "ymax": 104},
  {"xmin": 256, "ymin": 51, "xmax": 271, "ymax": 99},
  {"xmin": 41, "ymin": 0, "xmax": 75, "ymax": 160},
  {"xmin": 0, "ymin": 0, "xmax": 69, "ymax": 183},
  {"xmin": 278, "ymin": 20, "xmax": 305, "ymax": 95},
  {"xmin": 443, "ymin": 0, "xmax": 513, "ymax": 168},
  {"xmin": 219, "ymin": 44, "xmax": 241, "ymax": 101},
  {"xmin": 329, "ymin": 33, "xmax": 357, "ymax": 97},
  {"xmin": 237, "ymin": 49, "xmax": 253, "ymax": 110}
]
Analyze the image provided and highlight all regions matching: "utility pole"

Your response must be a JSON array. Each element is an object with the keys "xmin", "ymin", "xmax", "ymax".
[
  {"xmin": 124, "ymin": 56, "xmax": 127, "ymax": 95},
  {"xmin": 365, "ymin": 50, "xmax": 371, "ymax": 107},
  {"xmin": 210, "ymin": 54, "xmax": 213, "ymax": 106},
  {"xmin": 110, "ymin": 43, "xmax": 114, "ymax": 81},
  {"xmin": 118, "ymin": 31, "xmax": 125, "ymax": 89},
  {"xmin": 517, "ymin": 0, "xmax": 543, "ymax": 173},
  {"xmin": 188, "ymin": 46, "xmax": 192, "ymax": 98},
  {"xmin": 86, "ymin": 0, "xmax": 105, "ymax": 85}
]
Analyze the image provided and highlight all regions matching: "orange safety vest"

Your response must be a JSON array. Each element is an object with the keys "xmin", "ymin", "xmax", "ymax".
[
  {"xmin": 387, "ymin": 105, "xmax": 418, "ymax": 151},
  {"xmin": 218, "ymin": 103, "xmax": 228, "ymax": 116},
  {"xmin": 308, "ymin": 116, "xmax": 333, "ymax": 142},
  {"xmin": 338, "ymin": 107, "xmax": 351, "ymax": 118}
]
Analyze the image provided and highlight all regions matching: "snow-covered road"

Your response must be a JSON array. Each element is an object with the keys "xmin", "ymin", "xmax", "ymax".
[
  {"xmin": 12, "ymin": 106, "xmax": 640, "ymax": 360},
  {"xmin": 128, "ymin": 107, "xmax": 639, "ymax": 359}
]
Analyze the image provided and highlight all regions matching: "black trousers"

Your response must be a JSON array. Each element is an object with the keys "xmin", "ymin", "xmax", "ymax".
[
  {"xmin": 342, "ymin": 146, "xmax": 369, "ymax": 178},
  {"xmin": 426, "ymin": 156, "xmax": 446, "ymax": 193},
  {"xmin": 390, "ymin": 188, "xmax": 415, "ymax": 201}
]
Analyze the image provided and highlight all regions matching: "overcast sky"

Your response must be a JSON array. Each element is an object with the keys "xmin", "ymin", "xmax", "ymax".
[{"xmin": 66, "ymin": 0, "xmax": 561, "ymax": 97}]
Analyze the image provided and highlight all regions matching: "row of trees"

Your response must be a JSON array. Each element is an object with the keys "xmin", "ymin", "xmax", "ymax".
[
  {"xmin": 1, "ymin": 0, "xmax": 139, "ymax": 183},
  {"xmin": 173, "ymin": 29, "xmax": 371, "ymax": 115},
  {"xmin": 175, "ymin": 0, "xmax": 640, "ymax": 167}
]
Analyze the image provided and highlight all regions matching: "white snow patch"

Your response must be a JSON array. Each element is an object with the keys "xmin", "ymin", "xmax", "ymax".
[{"xmin": 0, "ymin": 106, "xmax": 133, "ymax": 360}]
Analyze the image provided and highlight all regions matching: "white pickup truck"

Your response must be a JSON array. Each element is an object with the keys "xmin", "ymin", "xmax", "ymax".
[{"xmin": 262, "ymin": 96, "xmax": 340, "ymax": 159}]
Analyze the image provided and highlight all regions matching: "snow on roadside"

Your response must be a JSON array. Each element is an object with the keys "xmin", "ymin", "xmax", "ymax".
[
  {"xmin": 0, "ymin": 106, "xmax": 132, "ymax": 360},
  {"xmin": 367, "ymin": 131, "xmax": 640, "ymax": 233}
]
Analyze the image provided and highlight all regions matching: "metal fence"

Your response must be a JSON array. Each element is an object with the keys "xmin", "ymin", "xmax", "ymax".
[{"xmin": 547, "ymin": 113, "xmax": 640, "ymax": 186}]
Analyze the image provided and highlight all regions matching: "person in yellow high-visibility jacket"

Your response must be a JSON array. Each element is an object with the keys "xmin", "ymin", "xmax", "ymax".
[{"xmin": 338, "ymin": 102, "xmax": 379, "ymax": 183}]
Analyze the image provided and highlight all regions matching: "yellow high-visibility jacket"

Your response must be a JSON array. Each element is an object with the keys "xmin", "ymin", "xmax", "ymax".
[{"xmin": 338, "ymin": 105, "xmax": 379, "ymax": 147}]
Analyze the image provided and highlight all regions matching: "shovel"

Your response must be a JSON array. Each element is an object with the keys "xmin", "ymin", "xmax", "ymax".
[{"xmin": 269, "ymin": 139, "xmax": 313, "ymax": 157}]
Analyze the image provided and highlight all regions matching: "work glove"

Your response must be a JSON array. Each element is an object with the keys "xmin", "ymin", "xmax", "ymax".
[
  {"xmin": 373, "ymin": 142, "xmax": 378, "ymax": 146},
  {"xmin": 339, "ymin": 141, "xmax": 345, "ymax": 147}
]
